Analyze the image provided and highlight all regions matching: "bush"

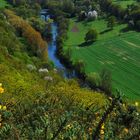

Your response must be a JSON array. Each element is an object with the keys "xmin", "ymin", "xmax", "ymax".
[
  {"xmin": 86, "ymin": 72, "xmax": 101, "ymax": 88},
  {"xmin": 85, "ymin": 29, "xmax": 98, "ymax": 42},
  {"xmin": 100, "ymin": 68, "xmax": 112, "ymax": 94}
]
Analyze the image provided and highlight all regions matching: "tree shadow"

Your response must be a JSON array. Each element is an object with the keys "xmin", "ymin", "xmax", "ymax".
[
  {"xmin": 78, "ymin": 41, "xmax": 93, "ymax": 47},
  {"xmin": 120, "ymin": 26, "xmax": 132, "ymax": 33},
  {"xmin": 100, "ymin": 28, "xmax": 112, "ymax": 35}
]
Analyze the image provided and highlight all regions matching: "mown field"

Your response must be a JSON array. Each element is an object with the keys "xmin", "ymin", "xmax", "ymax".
[
  {"xmin": 64, "ymin": 19, "xmax": 140, "ymax": 101},
  {"xmin": 113, "ymin": 0, "xmax": 137, "ymax": 8},
  {"xmin": 0, "ymin": 0, "xmax": 8, "ymax": 8}
]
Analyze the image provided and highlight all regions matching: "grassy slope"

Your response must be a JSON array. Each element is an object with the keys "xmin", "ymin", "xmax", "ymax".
[
  {"xmin": 64, "ymin": 19, "xmax": 140, "ymax": 102},
  {"xmin": 0, "ymin": 11, "xmax": 108, "ymax": 108}
]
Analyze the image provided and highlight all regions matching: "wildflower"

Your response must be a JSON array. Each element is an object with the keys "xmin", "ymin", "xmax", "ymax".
[
  {"xmin": 66, "ymin": 124, "xmax": 72, "ymax": 129},
  {"xmin": 88, "ymin": 127, "xmax": 93, "ymax": 135},
  {"xmin": 136, "ymin": 112, "xmax": 139, "ymax": 116},
  {"xmin": 109, "ymin": 97, "xmax": 113, "ymax": 101},
  {"xmin": 2, "ymin": 106, "xmax": 7, "ymax": 110},
  {"xmin": 101, "ymin": 123, "xmax": 105, "ymax": 130},
  {"xmin": 135, "ymin": 102, "xmax": 139, "ymax": 107},
  {"xmin": 100, "ymin": 130, "xmax": 104, "ymax": 135},
  {"xmin": 0, "ymin": 87, "xmax": 4, "ymax": 94},
  {"xmin": 124, "ymin": 128, "xmax": 128, "ymax": 133},
  {"xmin": 0, "ymin": 105, "xmax": 2, "ymax": 110}
]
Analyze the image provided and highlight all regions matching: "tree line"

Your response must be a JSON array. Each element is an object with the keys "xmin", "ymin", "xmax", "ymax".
[{"xmin": 4, "ymin": 9, "xmax": 48, "ymax": 61}]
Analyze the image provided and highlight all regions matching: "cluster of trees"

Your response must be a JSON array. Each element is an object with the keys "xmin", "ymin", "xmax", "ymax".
[
  {"xmin": 99, "ymin": 0, "xmax": 126, "ymax": 19},
  {"xmin": 85, "ymin": 68, "xmax": 112, "ymax": 95},
  {"xmin": 99, "ymin": 0, "xmax": 140, "ymax": 31},
  {"xmin": 127, "ymin": 4, "xmax": 140, "ymax": 31},
  {"xmin": 4, "ymin": 9, "xmax": 48, "ymax": 61}
]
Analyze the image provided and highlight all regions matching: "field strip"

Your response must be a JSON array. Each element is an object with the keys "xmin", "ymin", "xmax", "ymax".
[
  {"xmin": 112, "ymin": 78, "xmax": 140, "ymax": 97},
  {"xmin": 79, "ymin": 47, "xmax": 140, "ymax": 77},
  {"xmin": 79, "ymin": 44, "xmax": 140, "ymax": 79},
  {"xmin": 123, "ymin": 40, "xmax": 140, "ymax": 49}
]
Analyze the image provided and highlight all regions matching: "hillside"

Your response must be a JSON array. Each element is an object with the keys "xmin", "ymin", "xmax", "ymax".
[
  {"xmin": 0, "ymin": 0, "xmax": 140, "ymax": 139},
  {"xmin": 0, "ymin": 4, "xmax": 109, "ymax": 140}
]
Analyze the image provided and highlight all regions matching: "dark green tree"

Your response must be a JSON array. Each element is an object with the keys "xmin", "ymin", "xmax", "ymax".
[
  {"xmin": 85, "ymin": 29, "xmax": 98, "ymax": 42},
  {"xmin": 100, "ymin": 68, "xmax": 112, "ymax": 94},
  {"xmin": 107, "ymin": 16, "xmax": 116, "ymax": 30}
]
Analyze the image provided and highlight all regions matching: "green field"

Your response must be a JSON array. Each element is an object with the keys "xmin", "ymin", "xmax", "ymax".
[
  {"xmin": 0, "ymin": 0, "xmax": 8, "ymax": 8},
  {"xmin": 113, "ymin": 0, "xmax": 137, "ymax": 8},
  {"xmin": 64, "ymin": 19, "xmax": 140, "ymax": 101}
]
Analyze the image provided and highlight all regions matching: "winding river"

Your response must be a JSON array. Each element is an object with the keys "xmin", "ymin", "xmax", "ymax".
[{"xmin": 41, "ymin": 9, "xmax": 75, "ymax": 78}]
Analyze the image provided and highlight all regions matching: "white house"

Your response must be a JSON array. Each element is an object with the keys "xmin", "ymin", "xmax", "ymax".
[{"xmin": 87, "ymin": 10, "xmax": 98, "ymax": 19}]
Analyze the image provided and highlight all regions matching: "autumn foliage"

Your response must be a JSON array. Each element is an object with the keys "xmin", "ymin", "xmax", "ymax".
[{"xmin": 4, "ymin": 9, "xmax": 48, "ymax": 60}]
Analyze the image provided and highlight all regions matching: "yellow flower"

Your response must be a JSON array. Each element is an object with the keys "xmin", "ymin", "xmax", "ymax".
[
  {"xmin": 135, "ymin": 102, "xmax": 139, "ymax": 107},
  {"xmin": 100, "ymin": 130, "xmax": 104, "ymax": 135},
  {"xmin": 0, "ymin": 87, "xmax": 4, "ymax": 94},
  {"xmin": 0, "ymin": 105, "xmax": 2, "ymax": 110},
  {"xmin": 101, "ymin": 123, "xmax": 105, "ymax": 130},
  {"xmin": 124, "ymin": 128, "xmax": 128, "ymax": 133},
  {"xmin": 88, "ymin": 127, "xmax": 93, "ymax": 135},
  {"xmin": 66, "ymin": 124, "xmax": 72, "ymax": 129},
  {"xmin": 2, "ymin": 106, "xmax": 7, "ymax": 110}
]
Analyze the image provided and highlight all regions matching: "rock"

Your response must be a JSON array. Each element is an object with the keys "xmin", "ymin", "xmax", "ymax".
[
  {"xmin": 38, "ymin": 68, "xmax": 49, "ymax": 73},
  {"xmin": 27, "ymin": 64, "xmax": 37, "ymax": 71},
  {"xmin": 53, "ymin": 68, "xmax": 57, "ymax": 73},
  {"xmin": 44, "ymin": 76, "xmax": 53, "ymax": 81}
]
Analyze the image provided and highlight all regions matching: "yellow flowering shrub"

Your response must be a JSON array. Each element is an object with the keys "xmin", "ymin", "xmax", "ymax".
[{"xmin": 0, "ymin": 83, "xmax": 4, "ymax": 94}]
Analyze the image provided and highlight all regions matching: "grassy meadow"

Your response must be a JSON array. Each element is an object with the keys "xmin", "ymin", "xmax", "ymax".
[
  {"xmin": 0, "ymin": 0, "xmax": 9, "ymax": 8},
  {"xmin": 113, "ymin": 0, "xmax": 137, "ymax": 8},
  {"xmin": 64, "ymin": 19, "xmax": 140, "ymax": 101}
]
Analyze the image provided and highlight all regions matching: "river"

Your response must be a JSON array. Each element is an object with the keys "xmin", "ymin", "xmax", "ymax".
[{"xmin": 41, "ymin": 9, "xmax": 75, "ymax": 78}]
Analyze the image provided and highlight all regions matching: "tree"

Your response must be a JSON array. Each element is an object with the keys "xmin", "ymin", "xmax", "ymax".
[
  {"xmin": 100, "ymin": 68, "xmax": 112, "ymax": 94},
  {"xmin": 61, "ymin": 0, "xmax": 75, "ymax": 15},
  {"xmin": 86, "ymin": 72, "xmax": 101, "ymax": 88},
  {"xmin": 74, "ymin": 60, "xmax": 85, "ymax": 78},
  {"xmin": 85, "ymin": 29, "xmax": 98, "ymax": 42},
  {"xmin": 107, "ymin": 16, "xmax": 116, "ymax": 30}
]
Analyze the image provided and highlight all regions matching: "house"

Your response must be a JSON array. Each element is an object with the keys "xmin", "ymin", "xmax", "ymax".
[{"xmin": 87, "ymin": 10, "xmax": 98, "ymax": 19}]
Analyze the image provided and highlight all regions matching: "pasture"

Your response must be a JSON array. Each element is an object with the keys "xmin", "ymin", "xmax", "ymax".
[
  {"xmin": 113, "ymin": 0, "xmax": 137, "ymax": 8},
  {"xmin": 0, "ymin": 0, "xmax": 8, "ymax": 8},
  {"xmin": 64, "ymin": 19, "xmax": 140, "ymax": 101}
]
